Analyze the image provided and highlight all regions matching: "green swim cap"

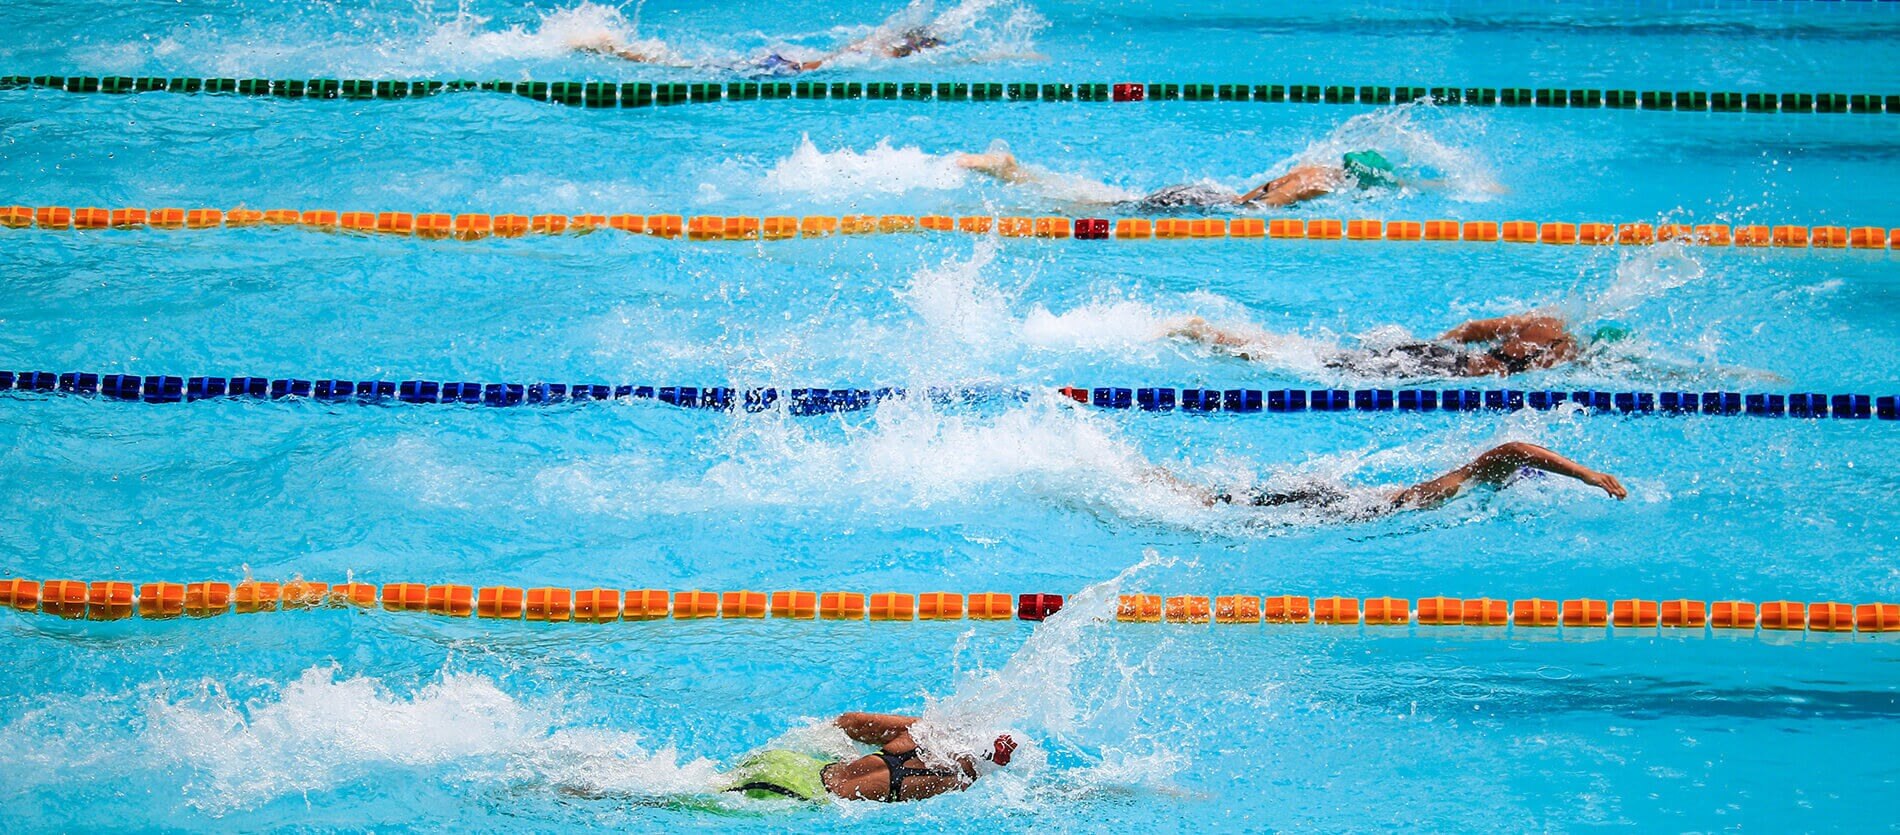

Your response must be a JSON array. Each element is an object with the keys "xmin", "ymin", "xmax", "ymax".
[
  {"xmin": 1341, "ymin": 150, "xmax": 1398, "ymax": 188},
  {"xmin": 1590, "ymin": 322, "xmax": 1632, "ymax": 344}
]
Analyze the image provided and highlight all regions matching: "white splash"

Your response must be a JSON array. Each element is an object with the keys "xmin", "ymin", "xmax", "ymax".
[
  {"xmin": 764, "ymin": 136, "xmax": 971, "ymax": 196},
  {"xmin": 145, "ymin": 666, "xmax": 723, "ymax": 813}
]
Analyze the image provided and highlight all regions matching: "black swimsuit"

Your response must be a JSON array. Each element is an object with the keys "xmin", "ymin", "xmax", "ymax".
[{"xmin": 875, "ymin": 750, "xmax": 963, "ymax": 801}]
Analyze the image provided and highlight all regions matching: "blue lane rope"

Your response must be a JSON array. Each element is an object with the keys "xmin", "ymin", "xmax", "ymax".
[{"xmin": 0, "ymin": 372, "xmax": 1894, "ymax": 419}]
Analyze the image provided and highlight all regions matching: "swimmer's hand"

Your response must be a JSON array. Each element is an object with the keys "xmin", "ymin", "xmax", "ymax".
[{"xmin": 1582, "ymin": 470, "xmax": 1627, "ymax": 500}]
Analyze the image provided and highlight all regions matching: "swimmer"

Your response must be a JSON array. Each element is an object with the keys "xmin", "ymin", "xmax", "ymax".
[
  {"xmin": 1167, "ymin": 311, "xmax": 1628, "ymax": 379},
  {"xmin": 722, "ymin": 712, "xmax": 1015, "ymax": 803},
  {"xmin": 955, "ymin": 147, "xmax": 1404, "ymax": 210},
  {"xmin": 1148, "ymin": 441, "xmax": 1627, "ymax": 521},
  {"xmin": 573, "ymin": 27, "xmax": 945, "ymax": 76}
]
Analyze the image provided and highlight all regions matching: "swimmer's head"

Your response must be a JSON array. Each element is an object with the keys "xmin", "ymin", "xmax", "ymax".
[
  {"xmin": 1588, "ymin": 321, "xmax": 1632, "ymax": 345},
  {"xmin": 889, "ymin": 28, "xmax": 945, "ymax": 57}
]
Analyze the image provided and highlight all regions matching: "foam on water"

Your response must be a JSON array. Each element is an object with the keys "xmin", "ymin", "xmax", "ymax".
[
  {"xmin": 0, "ymin": 665, "xmax": 719, "ymax": 814},
  {"xmin": 766, "ymin": 136, "xmax": 974, "ymax": 196}
]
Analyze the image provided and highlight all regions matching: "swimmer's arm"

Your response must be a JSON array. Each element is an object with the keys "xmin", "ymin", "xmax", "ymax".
[
  {"xmin": 1163, "ymin": 316, "xmax": 1259, "ymax": 359},
  {"xmin": 1140, "ymin": 465, "xmax": 1225, "ymax": 507},
  {"xmin": 1439, "ymin": 313, "xmax": 1564, "ymax": 343},
  {"xmin": 836, "ymin": 712, "xmax": 919, "ymax": 746},
  {"xmin": 1390, "ymin": 442, "xmax": 1626, "ymax": 509}
]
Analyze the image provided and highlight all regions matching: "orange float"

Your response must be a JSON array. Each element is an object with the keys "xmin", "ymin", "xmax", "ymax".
[
  {"xmin": 184, "ymin": 582, "xmax": 232, "ymax": 616},
  {"xmin": 1461, "ymin": 221, "xmax": 1498, "ymax": 242},
  {"xmin": 606, "ymin": 214, "xmax": 646, "ymax": 234},
  {"xmin": 1165, "ymin": 595, "xmax": 1211, "ymax": 624},
  {"xmin": 1462, "ymin": 598, "xmax": 1508, "ymax": 626},
  {"xmin": 721, "ymin": 590, "xmax": 767, "ymax": 619},
  {"xmin": 997, "ymin": 217, "xmax": 1034, "ymax": 237},
  {"xmin": 1513, "ymin": 598, "xmax": 1559, "ymax": 627},
  {"xmin": 1267, "ymin": 218, "xmax": 1305, "ymax": 238},
  {"xmin": 1617, "ymin": 223, "xmax": 1654, "ymax": 245},
  {"xmin": 1562, "ymin": 599, "xmax": 1608, "ymax": 627},
  {"xmin": 573, "ymin": 588, "xmax": 622, "ymax": 622},
  {"xmin": 1261, "ymin": 595, "xmax": 1310, "ymax": 623},
  {"xmin": 138, "ymin": 582, "xmax": 186, "ymax": 619},
  {"xmin": 41, "ymin": 580, "xmax": 87, "ymax": 618},
  {"xmin": 329, "ymin": 582, "xmax": 377, "ymax": 607},
  {"xmin": 800, "ymin": 216, "xmax": 839, "ymax": 236},
  {"xmin": 1314, "ymin": 596, "xmax": 1359, "ymax": 624},
  {"xmin": 88, "ymin": 581, "xmax": 134, "ymax": 620},
  {"xmin": 1384, "ymin": 220, "xmax": 1422, "ymax": 240},
  {"xmin": 1416, "ymin": 596, "xmax": 1462, "ymax": 625},
  {"xmin": 771, "ymin": 591, "xmax": 818, "ymax": 619},
  {"xmin": 1760, "ymin": 600, "xmax": 1806, "ymax": 630},
  {"xmin": 1612, "ymin": 599, "xmax": 1659, "ymax": 628},
  {"xmin": 375, "ymin": 211, "xmax": 414, "ymax": 235},
  {"xmin": 1114, "ymin": 218, "xmax": 1153, "ymax": 239},
  {"xmin": 1216, "ymin": 595, "xmax": 1262, "ymax": 623},
  {"xmin": 235, "ymin": 581, "xmax": 282, "ymax": 614},
  {"xmin": 1363, "ymin": 597, "xmax": 1409, "ymax": 625},
  {"xmin": 477, "ymin": 586, "xmax": 526, "ymax": 619},
  {"xmin": 1500, "ymin": 220, "xmax": 1537, "ymax": 242},
  {"xmin": 1660, "ymin": 599, "xmax": 1706, "ymax": 628},
  {"xmin": 526, "ymin": 587, "xmax": 574, "ymax": 622},
  {"xmin": 425, "ymin": 584, "xmax": 473, "ymax": 617},
  {"xmin": 918, "ymin": 592, "xmax": 965, "ymax": 620},
  {"xmin": 1346, "ymin": 219, "xmax": 1381, "ymax": 240},
  {"xmin": 624, "ymin": 590, "xmax": 669, "ymax": 620},
  {"xmin": 1, "ymin": 578, "xmax": 41, "ymax": 610},
  {"xmin": 761, "ymin": 216, "xmax": 798, "ymax": 239},
  {"xmin": 531, "ymin": 214, "xmax": 569, "ymax": 235},
  {"xmin": 1807, "ymin": 602, "xmax": 1853, "ymax": 632},
  {"xmin": 1855, "ymin": 603, "xmax": 1899, "ymax": 632},
  {"xmin": 1423, "ymin": 219, "xmax": 1459, "ymax": 240},
  {"xmin": 646, "ymin": 215, "xmax": 684, "ymax": 238},
  {"xmin": 1229, "ymin": 218, "xmax": 1266, "ymax": 238},
  {"xmin": 820, "ymin": 591, "xmax": 867, "ymax": 620},
  {"xmin": 957, "ymin": 216, "xmax": 994, "ymax": 234},
  {"xmin": 1710, "ymin": 601, "xmax": 1757, "ymax": 629},
  {"xmin": 968, "ymin": 592, "xmax": 1013, "ymax": 620},
  {"xmin": 869, "ymin": 592, "xmax": 914, "ymax": 621},
  {"xmin": 453, "ymin": 214, "xmax": 493, "ymax": 239},
  {"xmin": 1305, "ymin": 219, "xmax": 1343, "ymax": 239},
  {"xmin": 1118, "ymin": 594, "xmax": 1162, "ymax": 622},
  {"xmin": 415, "ymin": 213, "xmax": 453, "ymax": 239},
  {"xmin": 1538, "ymin": 222, "xmax": 1577, "ymax": 244},
  {"xmin": 673, "ymin": 591, "xmax": 719, "ymax": 619},
  {"xmin": 73, "ymin": 207, "xmax": 109, "ymax": 229}
]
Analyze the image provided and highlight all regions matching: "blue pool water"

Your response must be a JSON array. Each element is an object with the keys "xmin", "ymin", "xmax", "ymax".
[{"xmin": 3, "ymin": 0, "xmax": 1900, "ymax": 830}]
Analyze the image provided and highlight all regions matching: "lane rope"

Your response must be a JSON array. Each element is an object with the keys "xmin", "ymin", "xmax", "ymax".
[
  {"xmin": 5, "ymin": 76, "xmax": 1899, "ymax": 115},
  {"xmin": 4, "ymin": 578, "xmax": 1895, "ymax": 635},
  {"xmin": 1, "ymin": 373, "xmax": 1894, "ymax": 419},
  {"xmin": 5, "ymin": 206, "xmax": 1896, "ymax": 251}
]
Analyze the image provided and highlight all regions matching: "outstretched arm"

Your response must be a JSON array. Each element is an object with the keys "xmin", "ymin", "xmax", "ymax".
[
  {"xmin": 1390, "ymin": 442, "xmax": 1626, "ymax": 509},
  {"xmin": 835, "ymin": 712, "xmax": 918, "ymax": 746},
  {"xmin": 1164, "ymin": 315, "xmax": 1260, "ymax": 359}
]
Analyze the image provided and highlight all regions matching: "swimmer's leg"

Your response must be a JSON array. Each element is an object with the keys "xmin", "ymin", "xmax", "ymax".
[{"xmin": 1388, "ymin": 442, "xmax": 1627, "ymax": 509}]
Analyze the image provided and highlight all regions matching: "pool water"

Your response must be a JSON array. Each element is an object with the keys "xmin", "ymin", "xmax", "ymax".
[{"xmin": 3, "ymin": 0, "xmax": 1899, "ymax": 830}]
